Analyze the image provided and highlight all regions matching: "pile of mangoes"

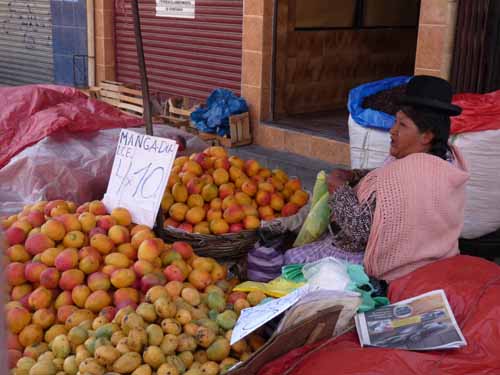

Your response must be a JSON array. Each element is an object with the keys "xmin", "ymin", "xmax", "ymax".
[
  {"xmin": 162, "ymin": 146, "xmax": 309, "ymax": 234},
  {"xmin": 2, "ymin": 201, "xmax": 266, "ymax": 374}
]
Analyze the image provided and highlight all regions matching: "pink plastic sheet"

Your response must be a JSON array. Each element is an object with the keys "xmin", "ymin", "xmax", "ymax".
[
  {"xmin": 451, "ymin": 90, "xmax": 500, "ymax": 134},
  {"xmin": 0, "ymin": 84, "xmax": 143, "ymax": 169},
  {"xmin": 260, "ymin": 255, "xmax": 500, "ymax": 375},
  {"xmin": 0, "ymin": 126, "xmax": 208, "ymax": 217}
]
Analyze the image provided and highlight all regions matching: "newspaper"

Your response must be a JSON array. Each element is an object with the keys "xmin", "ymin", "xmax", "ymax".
[{"xmin": 355, "ymin": 289, "xmax": 467, "ymax": 350}]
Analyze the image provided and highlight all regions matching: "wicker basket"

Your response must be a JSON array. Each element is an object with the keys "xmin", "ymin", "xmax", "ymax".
[{"xmin": 155, "ymin": 226, "xmax": 259, "ymax": 262}]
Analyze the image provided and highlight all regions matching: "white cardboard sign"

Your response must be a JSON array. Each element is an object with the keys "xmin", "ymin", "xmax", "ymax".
[
  {"xmin": 103, "ymin": 129, "xmax": 178, "ymax": 228},
  {"xmin": 230, "ymin": 286, "xmax": 311, "ymax": 345},
  {"xmin": 156, "ymin": 0, "xmax": 195, "ymax": 18}
]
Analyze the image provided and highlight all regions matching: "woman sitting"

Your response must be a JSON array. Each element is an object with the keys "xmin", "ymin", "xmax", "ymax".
[{"xmin": 283, "ymin": 75, "xmax": 469, "ymax": 282}]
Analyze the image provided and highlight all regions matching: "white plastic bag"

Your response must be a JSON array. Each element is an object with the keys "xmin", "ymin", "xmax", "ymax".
[
  {"xmin": 0, "ymin": 125, "xmax": 208, "ymax": 216},
  {"xmin": 348, "ymin": 115, "xmax": 391, "ymax": 169},
  {"xmin": 302, "ymin": 257, "xmax": 351, "ymax": 292},
  {"xmin": 450, "ymin": 130, "xmax": 500, "ymax": 239}
]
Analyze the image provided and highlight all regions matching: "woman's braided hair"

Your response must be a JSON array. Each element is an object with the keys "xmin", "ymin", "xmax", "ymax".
[{"xmin": 401, "ymin": 105, "xmax": 451, "ymax": 160}]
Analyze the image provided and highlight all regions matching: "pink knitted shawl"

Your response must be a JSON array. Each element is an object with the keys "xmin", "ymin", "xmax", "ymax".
[{"xmin": 356, "ymin": 146, "xmax": 469, "ymax": 281}]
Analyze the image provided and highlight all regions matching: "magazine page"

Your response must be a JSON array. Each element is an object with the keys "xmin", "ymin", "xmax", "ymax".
[{"xmin": 356, "ymin": 289, "xmax": 467, "ymax": 351}]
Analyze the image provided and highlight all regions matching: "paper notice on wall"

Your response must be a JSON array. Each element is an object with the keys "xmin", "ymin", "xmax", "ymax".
[
  {"xmin": 103, "ymin": 129, "xmax": 178, "ymax": 228},
  {"xmin": 156, "ymin": 0, "xmax": 195, "ymax": 18}
]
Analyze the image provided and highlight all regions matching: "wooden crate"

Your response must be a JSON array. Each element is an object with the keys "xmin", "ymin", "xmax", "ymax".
[
  {"xmin": 218, "ymin": 112, "xmax": 252, "ymax": 147},
  {"xmin": 91, "ymin": 80, "xmax": 144, "ymax": 117},
  {"xmin": 159, "ymin": 97, "xmax": 199, "ymax": 133}
]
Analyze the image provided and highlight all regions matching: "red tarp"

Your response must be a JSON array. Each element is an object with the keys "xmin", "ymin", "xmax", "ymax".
[
  {"xmin": 260, "ymin": 255, "xmax": 500, "ymax": 375},
  {"xmin": 0, "ymin": 85, "xmax": 142, "ymax": 169},
  {"xmin": 451, "ymin": 90, "xmax": 500, "ymax": 134}
]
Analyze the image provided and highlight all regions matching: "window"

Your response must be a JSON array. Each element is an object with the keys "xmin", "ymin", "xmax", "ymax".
[
  {"xmin": 295, "ymin": 0, "xmax": 420, "ymax": 30},
  {"xmin": 295, "ymin": 0, "xmax": 357, "ymax": 28},
  {"xmin": 363, "ymin": 0, "xmax": 420, "ymax": 27}
]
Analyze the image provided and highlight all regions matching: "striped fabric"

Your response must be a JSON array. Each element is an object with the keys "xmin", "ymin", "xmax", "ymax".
[{"xmin": 247, "ymin": 241, "xmax": 285, "ymax": 282}]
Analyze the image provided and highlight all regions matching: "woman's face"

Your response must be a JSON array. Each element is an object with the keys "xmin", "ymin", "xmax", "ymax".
[{"xmin": 389, "ymin": 110, "xmax": 432, "ymax": 159}]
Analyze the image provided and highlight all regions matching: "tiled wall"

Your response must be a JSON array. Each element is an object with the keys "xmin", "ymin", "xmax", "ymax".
[
  {"xmin": 414, "ymin": 0, "xmax": 458, "ymax": 79},
  {"xmin": 94, "ymin": 0, "xmax": 115, "ymax": 83},
  {"xmin": 241, "ymin": 1, "xmax": 274, "ymax": 131},
  {"xmin": 51, "ymin": 0, "xmax": 88, "ymax": 86},
  {"xmin": 275, "ymin": 0, "xmax": 418, "ymax": 115}
]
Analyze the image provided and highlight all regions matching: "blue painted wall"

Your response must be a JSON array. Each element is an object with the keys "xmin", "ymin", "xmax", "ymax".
[{"xmin": 51, "ymin": 0, "xmax": 88, "ymax": 86}]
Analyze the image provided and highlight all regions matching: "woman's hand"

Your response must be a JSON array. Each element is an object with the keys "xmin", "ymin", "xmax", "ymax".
[{"xmin": 328, "ymin": 169, "xmax": 353, "ymax": 193}]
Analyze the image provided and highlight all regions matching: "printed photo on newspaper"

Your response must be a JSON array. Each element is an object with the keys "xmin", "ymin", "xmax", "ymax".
[{"xmin": 355, "ymin": 289, "xmax": 467, "ymax": 350}]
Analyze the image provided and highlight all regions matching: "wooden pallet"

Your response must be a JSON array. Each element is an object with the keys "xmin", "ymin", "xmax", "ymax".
[{"xmin": 90, "ymin": 80, "xmax": 144, "ymax": 117}]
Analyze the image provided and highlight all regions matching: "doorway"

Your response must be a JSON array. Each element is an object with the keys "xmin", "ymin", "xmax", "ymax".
[{"xmin": 271, "ymin": 0, "xmax": 421, "ymax": 142}]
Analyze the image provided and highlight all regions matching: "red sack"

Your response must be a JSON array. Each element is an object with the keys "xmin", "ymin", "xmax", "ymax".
[
  {"xmin": 451, "ymin": 90, "xmax": 500, "ymax": 134},
  {"xmin": 259, "ymin": 255, "xmax": 500, "ymax": 375},
  {"xmin": 0, "ymin": 85, "xmax": 142, "ymax": 169}
]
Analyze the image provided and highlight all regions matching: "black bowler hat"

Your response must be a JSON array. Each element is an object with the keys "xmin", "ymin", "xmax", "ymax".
[{"xmin": 398, "ymin": 75, "xmax": 462, "ymax": 116}]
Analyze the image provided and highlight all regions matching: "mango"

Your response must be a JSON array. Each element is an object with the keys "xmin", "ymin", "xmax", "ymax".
[
  {"xmin": 84, "ymin": 337, "xmax": 97, "ymax": 355},
  {"xmin": 63, "ymin": 355, "xmax": 78, "ymax": 375},
  {"xmin": 19, "ymin": 324, "xmax": 43, "ymax": 348},
  {"xmin": 157, "ymin": 363, "xmax": 180, "ymax": 375},
  {"xmin": 176, "ymin": 333, "xmax": 197, "ymax": 352},
  {"xmin": 195, "ymin": 326, "xmax": 216, "ymax": 348},
  {"xmin": 207, "ymin": 292, "xmax": 226, "ymax": 313},
  {"xmin": 166, "ymin": 355, "xmax": 186, "ymax": 374},
  {"xmin": 121, "ymin": 312, "xmax": 145, "ymax": 335},
  {"xmin": 194, "ymin": 350, "xmax": 208, "ymax": 364},
  {"xmin": 216, "ymin": 310, "xmax": 238, "ymax": 330},
  {"xmin": 146, "ymin": 324, "xmax": 164, "ymax": 346},
  {"xmin": 154, "ymin": 297, "xmax": 177, "ymax": 319},
  {"xmin": 201, "ymin": 361, "xmax": 219, "ymax": 375},
  {"xmin": 181, "ymin": 287, "xmax": 201, "ymax": 306},
  {"xmin": 95, "ymin": 323, "xmax": 118, "ymax": 339},
  {"xmin": 74, "ymin": 345, "xmax": 91, "ymax": 366},
  {"xmin": 137, "ymin": 302, "xmax": 157, "ymax": 323},
  {"xmin": 113, "ymin": 352, "xmax": 142, "ymax": 373},
  {"xmin": 247, "ymin": 290, "xmax": 266, "ymax": 306},
  {"xmin": 78, "ymin": 358, "xmax": 105, "ymax": 375},
  {"xmin": 28, "ymin": 360, "xmax": 57, "ymax": 375},
  {"xmin": 68, "ymin": 326, "xmax": 88, "ymax": 346},
  {"xmin": 178, "ymin": 351, "xmax": 194, "ymax": 368},
  {"xmin": 161, "ymin": 319, "xmax": 182, "ymax": 335},
  {"xmin": 65, "ymin": 309, "xmax": 95, "ymax": 330},
  {"xmin": 206, "ymin": 337, "xmax": 231, "ymax": 362},
  {"xmin": 145, "ymin": 285, "xmax": 170, "ymax": 303},
  {"xmin": 196, "ymin": 318, "xmax": 219, "ymax": 333},
  {"xmin": 160, "ymin": 334, "xmax": 179, "ymax": 355},
  {"xmin": 51, "ymin": 335, "xmax": 71, "ymax": 358},
  {"xmin": 143, "ymin": 346, "xmax": 165, "ymax": 369},
  {"xmin": 94, "ymin": 345, "xmax": 120, "ymax": 366},
  {"xmin": 133, "ymin": 364, "xmax": 153, "ymax": 375},
  {"xmin": 127, "ymin": 327, "xmax": 148, "ymax": 353}
]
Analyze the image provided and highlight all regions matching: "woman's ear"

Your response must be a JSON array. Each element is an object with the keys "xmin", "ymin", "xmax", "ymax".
[{"xmin": 420, "ymin": 130, "xmax": 434, "ymax": 146}]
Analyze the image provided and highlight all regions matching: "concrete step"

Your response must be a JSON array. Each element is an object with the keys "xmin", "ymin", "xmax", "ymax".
[{"xmin": 228, "ymin": 145, "xmax": 343, "ymax": 191}]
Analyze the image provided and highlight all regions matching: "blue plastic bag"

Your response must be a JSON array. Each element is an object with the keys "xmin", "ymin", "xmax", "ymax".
[
  {"xmin": 191, "ymin": 88, "xmax": 248, "ymax": 137},
  {"xmin": 347, "ymin": 76, "xmax": 412, "ymax": 131}
]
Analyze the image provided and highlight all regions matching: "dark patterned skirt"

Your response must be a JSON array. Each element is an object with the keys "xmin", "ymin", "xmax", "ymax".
[{"xmin": 284, "ymin": 234, "xmax": 365, "ymax": 265}]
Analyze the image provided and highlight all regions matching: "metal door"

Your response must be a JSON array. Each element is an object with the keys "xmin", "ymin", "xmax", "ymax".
[
  {"xmin": 114, "ymin": 0, "xmax": 243, "ymax": 100},
  {"xmin": 0, "ymin": 0, "xmax": 54, "ymax": 85}
]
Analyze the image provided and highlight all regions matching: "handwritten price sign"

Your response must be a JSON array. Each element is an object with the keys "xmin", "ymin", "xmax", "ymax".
[{"xmin": 103, "ymin": 129, "xmax": 178, "ymax": 227}]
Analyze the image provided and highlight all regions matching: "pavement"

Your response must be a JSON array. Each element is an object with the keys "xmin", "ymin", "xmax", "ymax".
[{"xmin": 229, "ymin": 144, "xmax": 346, "ymax": 191}]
